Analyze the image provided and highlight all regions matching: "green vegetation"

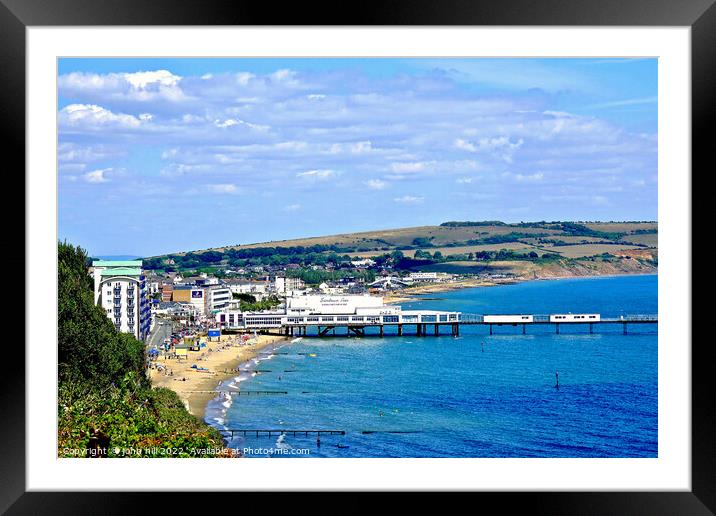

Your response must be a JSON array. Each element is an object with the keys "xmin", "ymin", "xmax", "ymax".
[
  {"xmin": 239, "ymin": 295, "xmax": 282, "ymax": 312},
  {"xmin": 144, "ymin": 221, "xmax": 657, "ymax": 273},
  {"xmin": 58, "ymin": 241, "xmax": 227, "ymax": 458},
  {"xmin": 232, "ymin": 292, "xmax": 256, "ymax": 302},
  {"xmin": 286, "ymin": 267, "xmax": 376, "ymax": 286}
]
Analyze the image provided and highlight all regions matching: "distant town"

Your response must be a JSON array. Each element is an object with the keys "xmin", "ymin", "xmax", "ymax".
[{"xmin": 90, "ymin": 220, "xmax": 658, "ymax": 341}]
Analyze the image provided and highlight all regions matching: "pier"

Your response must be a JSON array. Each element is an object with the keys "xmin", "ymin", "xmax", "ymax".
[
  {"xmin": 220, "ymin": 311, "xmax": 657, "ymax": 337},
  {"xmin": 224, "ymin": 429, "xmax": 345, "ymax": 438}
]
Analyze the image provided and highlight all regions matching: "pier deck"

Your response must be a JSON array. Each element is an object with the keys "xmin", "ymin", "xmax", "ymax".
[{"xmin": 220, "ymin": 313, "xmax": 657, "ymax": 336}]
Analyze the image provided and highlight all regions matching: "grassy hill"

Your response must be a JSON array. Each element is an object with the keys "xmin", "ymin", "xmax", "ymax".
[{"xmin": 147, "ymin": 221, "xmax": 657, "ymax": 274}]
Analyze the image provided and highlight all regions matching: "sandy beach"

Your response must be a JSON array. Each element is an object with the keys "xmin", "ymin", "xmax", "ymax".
[
  {"xmin": 149, "ymin": 333, "xmax": 289, "ymax": 418},
  {"xmin": 383, "ymin": 277, "xmax": 506, "ymax": 304}
]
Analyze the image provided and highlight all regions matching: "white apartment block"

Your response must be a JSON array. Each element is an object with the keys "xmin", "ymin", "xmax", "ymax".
[
  {"xmin": 206, "ymin": 286, "xmax": 232, "ymax": 314},
  {"xmin": 92, "ymin": 260, "xmax": 151, "ymax": 341},
  {"xmin": 274, "ymin": 276, "xmax": 305, "ymax": 295}
]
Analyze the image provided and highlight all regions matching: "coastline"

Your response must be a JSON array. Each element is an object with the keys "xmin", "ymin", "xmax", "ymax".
[
  {"xmin": 384, "ymin": 268, "xmax": 657, "ymax": 305},
  {"xmin": 149, "ymin": 333, "xmax": 290, "ymax": 419}
]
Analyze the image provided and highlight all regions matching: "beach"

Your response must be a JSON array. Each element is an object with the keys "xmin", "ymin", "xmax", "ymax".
[
  {"xmin": 383, "ymin": 277, "xmax": 511, "ymax": 304},
  {"xmin": 149, "ymin": 333, "xmax": 289, "ymax": 418}
]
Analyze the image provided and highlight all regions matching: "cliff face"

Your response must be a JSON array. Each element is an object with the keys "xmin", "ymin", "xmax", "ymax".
[
  {"xmin": 522, "ymin": 251, "xmax": 657, "ymax": 280},
  {"xmin": 531, "ymin": 259, "xmax": 656, "ymax": 279}
]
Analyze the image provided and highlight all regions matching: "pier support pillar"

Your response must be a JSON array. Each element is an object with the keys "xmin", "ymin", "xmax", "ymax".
[
  {"xmin": 556, "ymin": 323, "xmax": 559, "ymax": 335},
  {"xmin": 589, "ymin": 323, "xmax": 593, "ymax": 334},
  {"xmin": 379, "ymin": 325, "xmax": 384, "ymax": 337},
  {"xmin": 623, "ymin": 322, "xmax": 627, "ymax": 335},
  {"xmin": 398, "ymin": 324, "xmax": 403, "ymax": 336},
  {"xmin": 489, "ymin": 324, "xmax": 493, "ymax": 335},
  {"xmin": 434, "ymin": 324, "xmax": 439, "ymax": 336},
  {"xmin": 417, "ymin": 324, "xmax": 422, "ymax": 336},
  {"xmin": 522, "ymin": 324, "xmax": 526, "ymax": 335}
]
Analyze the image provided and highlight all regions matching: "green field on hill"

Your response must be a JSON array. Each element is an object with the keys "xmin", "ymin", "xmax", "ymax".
[{"xmin": 145, "ymin": 221, "xmax": 657, "ymax": 275}]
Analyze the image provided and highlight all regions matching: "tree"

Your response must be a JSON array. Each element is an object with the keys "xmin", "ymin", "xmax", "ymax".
[{"xmin": 58, "ymin": 241, "xmax": 145, "ymax": 387}]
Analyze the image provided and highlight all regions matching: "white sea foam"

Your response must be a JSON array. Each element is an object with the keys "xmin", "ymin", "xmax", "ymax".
[{"xmin": 275, "ymin": 433, "xmax": 290, "ymax": 449}]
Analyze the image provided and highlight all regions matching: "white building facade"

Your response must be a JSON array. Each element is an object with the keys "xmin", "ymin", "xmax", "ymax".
[
  {"xmin": 206, "ymin": 286, "xmax": 232, "ymax": 314},
  {"xmin": 92, "ymin": 260, "xmax": 151, "ymax": 341},
  {"xmin": 274, "ymin": 276, "xmax": 305, "ymax": 295}
]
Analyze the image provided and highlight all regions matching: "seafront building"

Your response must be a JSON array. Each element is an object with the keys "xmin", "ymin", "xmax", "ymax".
[
  {"xmin": 214, "ymin": 293, "xmax": 460, "ymax": 332},
  {"xmin": 225, "ymin": 278, "xmax": 270, "ymax": 299},
  {"xmin": 171, "ymin": 284, "xmax": 232, "ymax": 316},
  {"xmin": 92, "ymin": 260, "xmax": 152, "ymax": 341}
]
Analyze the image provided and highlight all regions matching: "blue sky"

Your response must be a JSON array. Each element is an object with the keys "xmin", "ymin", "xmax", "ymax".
[{"xmin": 57, "ymin": 58, "xmax": 657, "ymax": 257}]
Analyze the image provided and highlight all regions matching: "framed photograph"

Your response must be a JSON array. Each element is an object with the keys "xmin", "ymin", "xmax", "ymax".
[{"xmin": 4, "ymin": 0, "xmax": 710, "ymax": 511}]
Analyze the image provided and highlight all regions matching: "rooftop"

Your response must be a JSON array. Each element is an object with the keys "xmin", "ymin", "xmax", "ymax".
[{"xmin": 93, "ymin": 260, "xmax": 143, "ymax": 267}]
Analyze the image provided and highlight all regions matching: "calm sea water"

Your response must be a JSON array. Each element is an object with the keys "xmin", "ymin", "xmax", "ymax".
[{"xmin": 206, "ymin": 275, "xmax": 658, "ymax": 458}]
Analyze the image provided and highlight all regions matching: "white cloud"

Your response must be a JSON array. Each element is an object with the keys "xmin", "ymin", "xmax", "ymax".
[
  {"xmin": 214, "ymin": 118, "xmax": 239, "ymax": 128},
  {"xmin": 283, "ymin": 203, "xmax": 301, "ymax": 212},
  {"xmin": 390, "ymin": 162, "xmax": 430, "ymax": 173},
  {"xmin": 213, "ymin": 118, "xmax": 270, "ymax": 131},
  {"xmin": 160, "ymin": 163, "xmax": 211, "ymax": 177},
  {"xmin": 329, "ymin": 141, "xmax": 372, "ymax": 155},
  {"xmin": 206, "ymin": 183, "xmax": 238, "ymax": 194},
  {"xmin": 60, "ymin": 104, "xmax": 144, "ymax": 129},
  {"xmin": 124, "ymin": 70, "xmax": 180, "ymax": 89},
  {"xmin": 504, "ymin": 171, "xmax": 544, "ymax": 183},
  {"xmin": 58, "ymin": 143, "xmax": 123, "ymax": 164},
  {"xmin": 588, "ymin": 96, "xmax": 658, "ymax": 110},
  {"xmin": 58, "ymin": 69, "xmax": 185, "ymax": 102},
  {"xmin": 296, "ymin": 169, "xmax": 337, "ymax": 180},
  {"xmin": 394, "ymin": 195, "xmax": 424, "ymax": 204},
  {"xmin": 275, "ymin": 141, "xmax": 308, "ymax": 151},
  {"xmin": 454, "ymin": 138, "xmax": 477, "ymax": 152},
  {"xmin": 271, "ymin": 69, "xmax": 300, "ymax": 86},
  {"xmin": 365, "ymin": 179, "xmax": 387, "ymax": 190},
  {"xmin": 83, "ymin": 168, "xmax": 111, "ymax": 183},
  {"xmin": 456, "ymin": 177, "xmax": 473, "ymax": 184},
  {"xmin": 455, "ymin": 135, "xmax": 524, "ymax": 163}
]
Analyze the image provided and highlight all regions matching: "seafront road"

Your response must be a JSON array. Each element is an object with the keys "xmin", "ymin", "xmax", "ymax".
[{"xmin": 146, "ymin": 318, "xmax": 172, "ymax": 351}]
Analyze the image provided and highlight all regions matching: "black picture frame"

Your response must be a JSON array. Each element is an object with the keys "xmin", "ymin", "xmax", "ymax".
[{"xmin": 2, "ymin": 0, "xmax": 708, "ymax": 512}]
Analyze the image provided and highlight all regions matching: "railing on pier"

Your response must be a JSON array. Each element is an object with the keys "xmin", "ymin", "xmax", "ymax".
[
  {"xmin": 223, "ymin": 429, "xmax": 345, "ymax": 438},
  {"xmin": 458, "ymin": 314, "xmax": 483, "ymax": 323},
  {"xmin": 620, "ymin": 314, "xmax": 658, "ymax": 322}
]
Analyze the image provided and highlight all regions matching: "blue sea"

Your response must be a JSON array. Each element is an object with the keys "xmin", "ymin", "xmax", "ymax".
[{"xmin": 206, "ymin": 274, "xmax": 658, "ymax": 458}]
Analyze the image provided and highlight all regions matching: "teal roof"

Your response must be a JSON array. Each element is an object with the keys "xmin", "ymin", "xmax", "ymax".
[
  {"xmin": 93, "ymin": 260, "xmax": 143, "ymax": 267},
  {"xmin": 101, "ymin": 267, "xmax": 141, "ymax": 277}
]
